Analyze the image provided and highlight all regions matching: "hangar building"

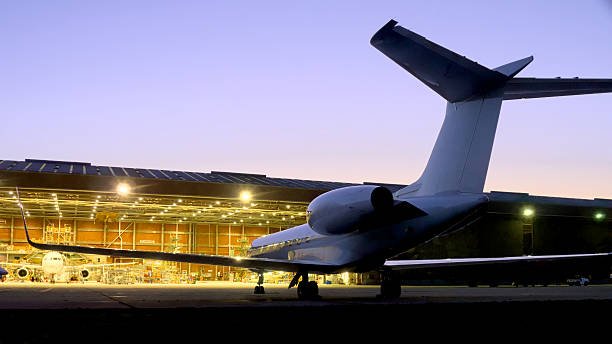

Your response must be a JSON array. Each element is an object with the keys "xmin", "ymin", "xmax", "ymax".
[{"xmin": 1, "ymin": 158, "xmax": 610, "ymax": 284}]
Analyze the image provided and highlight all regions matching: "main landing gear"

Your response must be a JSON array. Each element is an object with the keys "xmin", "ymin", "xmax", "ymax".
[
  {"xmin": 378, "ymin": 272, "xmax": 401, "ymax": 299},
  {"xmin": 289, "ymin": 272, "xmax": 320, "ymax": 300},
  {"xmin": 254, "ymin": 272, "xmax": 265, "ymax": 294}
]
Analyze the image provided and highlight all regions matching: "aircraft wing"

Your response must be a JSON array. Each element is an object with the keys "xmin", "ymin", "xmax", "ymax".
[
  {"xmin": 16, "ymin": 200, "xmax": 335, "ymax": 273},
  {"xmin": 0, "ymin": 262, "xmax": 44, "ymax": 271},
  {"xmin": 384, "ymin": 252, "xmax": 611, "ymax": 270},
  {"xmin": 21, "ymin": 239, "xmax": 336, "ymax": 273}
]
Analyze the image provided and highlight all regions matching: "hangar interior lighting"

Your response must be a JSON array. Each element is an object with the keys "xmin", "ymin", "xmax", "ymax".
[
  {"xmin": 240, "ymin": 191, "xmax": 252, "ymax": 203},
  {"xmin": 116, "ymin": 183, "xmax": 131, "ymax": 196},
  {"xmin": 2, "ymin": 187, "xmax": 308, "ymax": 228},
  {"xmin": 522, "ymin": 208, "xmax": 534, "ymax": 217},
  {"xmin": 594, "ymin": 212, "xmax": 605, "ymax": 221}
]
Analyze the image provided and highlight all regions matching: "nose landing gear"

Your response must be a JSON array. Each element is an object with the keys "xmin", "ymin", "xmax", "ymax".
[{"xmin": 254, "ymin": 272, "xmax": 265, "ymax": 294}]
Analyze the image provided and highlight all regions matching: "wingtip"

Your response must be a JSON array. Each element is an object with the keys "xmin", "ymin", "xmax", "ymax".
[{"xmin": 16, "ymin": 187, "xmax": 34, "ymax": 245}]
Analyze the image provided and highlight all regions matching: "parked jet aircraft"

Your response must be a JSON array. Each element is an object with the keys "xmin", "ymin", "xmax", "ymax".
[
  {"xmin": 17, "ymin": 20, "xmax": 612, "ymax": 298},
  {"xmin": 2, "ymin": 251, "xmax": 136, "ymax": 283}
]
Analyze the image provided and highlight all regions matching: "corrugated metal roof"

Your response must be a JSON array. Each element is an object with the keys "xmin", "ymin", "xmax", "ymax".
[{"xmin": 0, "ymin": 159, "xmax": 369, "ymax": 191}]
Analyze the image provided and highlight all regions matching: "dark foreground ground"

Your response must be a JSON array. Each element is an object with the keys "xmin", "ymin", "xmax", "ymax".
[{"xmin": 1, "ymin": 282, "xmax": 610, "ymax": 342}]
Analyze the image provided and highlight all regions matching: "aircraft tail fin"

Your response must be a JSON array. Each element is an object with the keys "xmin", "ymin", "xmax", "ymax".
[{"xmin": 371, "ymin": 20, "xmax": 612, "ymax": 198}]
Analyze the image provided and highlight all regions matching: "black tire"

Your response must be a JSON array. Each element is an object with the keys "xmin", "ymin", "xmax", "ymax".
[
  {"xmin": 308, "ymin": 281, "xmax": 318, "ymax": 297},
  {"xmin": 297, "ymin": 281, "xmax": 319, "ymax": 300},
  {"xmin": 297, "ymin": 281, "xmax": 308, "ymax": 299}
]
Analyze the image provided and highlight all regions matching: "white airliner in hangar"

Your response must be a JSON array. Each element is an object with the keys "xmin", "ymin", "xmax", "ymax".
[
  {"xmin": 2, "ymin": 251, "xmax": 136, "ymax": 283},
  {"xmin": 17, "ymin": 19, "xmax": 612, "ymax": 298}
]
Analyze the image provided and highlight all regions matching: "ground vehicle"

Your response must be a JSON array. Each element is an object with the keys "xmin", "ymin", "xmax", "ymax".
[{"xmin": 567, "ymin": 277, "xmax": 590, "ymax": 286}]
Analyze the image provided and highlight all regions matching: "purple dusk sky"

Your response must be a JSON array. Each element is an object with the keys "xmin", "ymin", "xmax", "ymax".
[{"xmin": 1, "ymin": 1, "xmax": 611, "ymax": 199}]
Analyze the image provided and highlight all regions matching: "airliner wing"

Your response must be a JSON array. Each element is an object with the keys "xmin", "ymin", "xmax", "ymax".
[
  {"xmin": 21, "ymin": 236, "xmax": 335, "ymax": 273},
  {"xmin": 1, "ymin": 262, "xmax": 44, "ymax": 271},
  {"xmin": 16, "ymin": 202, "xmax": 335, "ymax": 273},
  {"xmin": 384, "ymin": 252, "xmax": 611, "ymax": 270}
]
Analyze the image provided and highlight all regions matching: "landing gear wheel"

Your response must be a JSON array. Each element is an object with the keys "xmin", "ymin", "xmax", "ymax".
[
  {"xmin": 379, "ymin": 280, "xmax": 401, "ymax": 299},
  {"xmin": 297, "ymin": 281, "xmax": 319, "ymax": 300},
  {"xmin": 308, "ymin": 281, "xmax": 318, "ymax": 298},
  {"xmin": 254, "ymin": 285, "xmax": 265, "ymax": 294}
]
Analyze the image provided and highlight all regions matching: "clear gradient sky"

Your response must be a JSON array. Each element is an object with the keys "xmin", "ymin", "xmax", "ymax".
[{"xmin": 1, "ymin": 1, "xmax": 611, "ymax": 199}]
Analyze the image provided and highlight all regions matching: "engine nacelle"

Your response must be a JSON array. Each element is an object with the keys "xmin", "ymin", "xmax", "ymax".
[
  {"xmin": 16, "ymin": 267, "xmax": 29, "ymax": 279},
  {"xmin": 307, "ymin": 185, "xmax": 394, "ymax": 235},
  {"xmin": 80, "ymin": 269, "xmax": 90, "ymax": 280}
]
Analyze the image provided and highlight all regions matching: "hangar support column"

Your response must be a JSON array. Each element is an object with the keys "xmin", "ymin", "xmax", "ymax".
[
  {"xmin": 161, "ymin": 223, "xmax": 165, "ymax": 252},
  {"xmin": 10, "ymin": 216, "xmax": 14, "ymax": 246},
  {"xmin": 103, "ymin": 222, "xmax": 107, "ymax": 246},
  {"xmin": 215, "ymin": 224, "xmax": 218, "ymax": 280},
  {"xmin": 132, "ymin": 221, "xmax": 136, "ymax": 250}
]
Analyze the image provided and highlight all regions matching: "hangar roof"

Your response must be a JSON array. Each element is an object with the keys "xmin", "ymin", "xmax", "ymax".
[
  {"xmin": 0, "ymin": 159, "xmax": 355, "ymax": 189},
  {"xmin": 0, "ymin": 159, "xmax": 407, "ymax": 202}
]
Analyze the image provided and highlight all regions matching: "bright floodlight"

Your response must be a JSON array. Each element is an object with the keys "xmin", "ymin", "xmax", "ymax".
[
  {"xmin": 595, "ymin": 212, "xmax": 605, "ymax": 220},
  {"xmin": 522, "ymin": 208, "xmax": 534, "ymax": 217},
  {"xmin": 240, "ymin": 191, "xmax": 252, "ymax": 202},
  {"xmin": 116, "ymin": 183, "xmax": 131, "ymax": 196}
]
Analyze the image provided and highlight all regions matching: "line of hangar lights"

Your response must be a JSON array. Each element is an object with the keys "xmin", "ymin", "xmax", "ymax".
[
  {"xmin": 8, "ymin": 187, "xmax": 607, "ymax": 223},
  {"xmin": 111, "ymin": 183, "xmax": 297, "ymax": 224},
  {"xmin": 115, "ymin": 184, "xmax": 609, "ymax": 223},
  {"xmin": 116, "ymin": 182, "xmax": 253, "ymax": 203},
  {"xmin": 521, "ymin": 206, "xmax": 606, "ymax": 221}
]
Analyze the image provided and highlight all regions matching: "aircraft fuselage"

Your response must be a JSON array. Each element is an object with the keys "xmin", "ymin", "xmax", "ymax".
[{"xmin": 248, "ymin": 193, "xmax": 487, "ymax": 273}]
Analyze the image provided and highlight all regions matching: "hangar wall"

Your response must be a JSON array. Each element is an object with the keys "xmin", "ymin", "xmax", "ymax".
[
  {"xmin": 401, "ymin": 213, "xmax": 611, "ymax": 259},
  {"xmin": 0, "ymin": 214, "xmax": 284, "ymax": 281}
]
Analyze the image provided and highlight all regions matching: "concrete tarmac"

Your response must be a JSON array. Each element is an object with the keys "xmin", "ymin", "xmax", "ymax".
[
  {"xmin": 1, "ymin": 281, "xmax": 609, "ymax": 342},
  {"xmin": 1, "ymin": 281, "xmax": 611, "ymax": 309}
]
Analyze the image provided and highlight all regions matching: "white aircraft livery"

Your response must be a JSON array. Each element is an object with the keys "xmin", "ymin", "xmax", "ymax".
[
  {"xmin": 17, "ymin": 20, "xmax": 612, "ymax": 298},
  {"xmin": 3, "ymin": 251, "xmax": 137, "ymax": 282}
]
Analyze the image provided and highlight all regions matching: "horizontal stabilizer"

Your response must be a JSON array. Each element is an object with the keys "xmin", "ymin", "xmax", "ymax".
[
  {"xmin": 504, "ymin": 78, "xmax": 612, "ymax": 100},
  {"xmin": 370, "ymin": 20, "xmax": 509, "ymax": 103}
]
